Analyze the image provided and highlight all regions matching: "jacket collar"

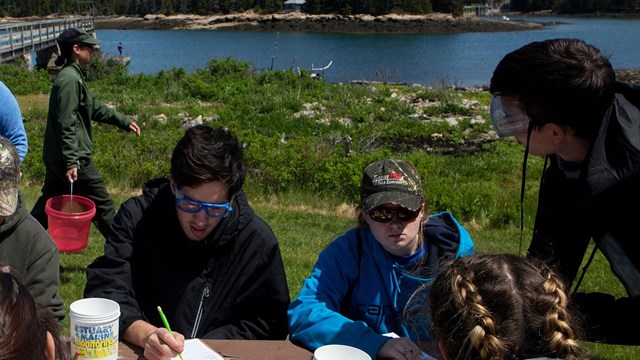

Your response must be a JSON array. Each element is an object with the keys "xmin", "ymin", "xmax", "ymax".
[
  {"xmin": 583, "ymin": 93, "xmax": 640, "ymax": 196},
  {"xmin": 65, "ymin": 62, "xmax": 87, "ymax": 80}
]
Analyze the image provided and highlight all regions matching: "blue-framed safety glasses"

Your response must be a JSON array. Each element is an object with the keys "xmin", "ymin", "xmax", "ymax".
[{"xmin": 174, "ymin": 186, "xmax": 233, "ymax": 219}]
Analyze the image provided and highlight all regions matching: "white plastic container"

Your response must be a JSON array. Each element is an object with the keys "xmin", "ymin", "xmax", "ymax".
[
  {"xmin": 70, "ymin": 298, "xmax": 120, "ymax": 360},
  {"xmin": 313, "ymin": 344, "xmax": 372, "ymax": 360}
]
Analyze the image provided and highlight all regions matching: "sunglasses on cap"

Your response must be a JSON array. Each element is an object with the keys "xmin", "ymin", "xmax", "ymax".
[
  {"xmin": 490, "ymin": 94, "xmax": 531, "ymax": 138},
  {"xmin": 174, "ymin": 186, "xmax": 233, "ymax": 219},
  {"xmin": 367, "ymin": 205, "xmax": 421, "ymax": 223}
]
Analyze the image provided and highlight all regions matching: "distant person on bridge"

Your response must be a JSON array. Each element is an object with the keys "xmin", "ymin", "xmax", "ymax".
[
  {"xmin": 118, "ymin": 42, "xmax": 123, "ymax": 56},
  {"xmin": 31, "ymin": 27, "xmax": 141, "ymax": 238}
]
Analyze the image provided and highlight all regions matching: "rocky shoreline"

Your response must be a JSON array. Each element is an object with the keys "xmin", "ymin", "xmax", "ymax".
[{"xmin": 94, "ymin": 12, "xmax": 547, "ymax": 34}]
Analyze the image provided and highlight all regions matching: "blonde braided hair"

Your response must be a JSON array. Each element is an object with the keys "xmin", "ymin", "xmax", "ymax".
[
  {"xmin": 452, "ymin": 268, "xmax": 508, "ymax": 359},
  {"xmin": 540, "ymin": 266, "xmax": 583, "ymax": 360},
  {"xmin": 430, "ymin": 254, "xmax": 585, "ymax": 360}
]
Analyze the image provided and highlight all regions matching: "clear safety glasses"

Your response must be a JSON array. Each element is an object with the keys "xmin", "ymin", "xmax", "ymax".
[{"xmin": 490, "ymin": 95, "xmax": 531, "ymax": 138}]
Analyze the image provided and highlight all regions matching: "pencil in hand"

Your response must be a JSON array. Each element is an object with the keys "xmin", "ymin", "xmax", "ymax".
[{"xmin": 157, "ymin": 306, "xmax": 184, "ymax": 360}]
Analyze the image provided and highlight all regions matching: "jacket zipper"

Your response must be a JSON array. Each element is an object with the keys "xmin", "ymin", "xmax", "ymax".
[{"xmin": 191, "ymin": 285, "xmax": 210, "ymax": 338}]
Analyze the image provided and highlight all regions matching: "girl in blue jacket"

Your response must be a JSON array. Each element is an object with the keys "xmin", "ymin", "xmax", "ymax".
[{"xmin": 288, "ymin": 159, "xmax": 474, "ymax": 360}]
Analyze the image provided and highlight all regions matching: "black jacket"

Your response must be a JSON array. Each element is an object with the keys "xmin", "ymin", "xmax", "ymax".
[
  {"xmin": 529, "ymin": 88, "xmax": 640, "ymax": 293},
  {"xmin": 527, "ymin": 87, "xmax": 640, "ymax": 344},
  {"xmin": 84, "ymin": 178, "xmax": 290, "ymax": 340}
]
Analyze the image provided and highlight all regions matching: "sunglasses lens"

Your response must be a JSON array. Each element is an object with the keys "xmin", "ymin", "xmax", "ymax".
[
  {"xmin": 397, "ymin": 208, "xmax": 419, "ymax": 221},
  {"xmin": 368, "ymin": 208, "xmax": 394, "ymax": 222},
  {"xmin": 368, "ymin": 206, "xmax": 419, "ymax": 223}
]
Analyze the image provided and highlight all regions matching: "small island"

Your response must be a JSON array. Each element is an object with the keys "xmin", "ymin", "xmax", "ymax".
[{"xmin": 94, "ymin": 12, "xmax": 547, "ymax": 34}]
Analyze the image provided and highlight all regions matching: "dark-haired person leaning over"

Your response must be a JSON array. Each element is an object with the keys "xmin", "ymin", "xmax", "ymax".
[{"xmin": 489, "ymin": 38, "xmax": 640, "ymax": 345}]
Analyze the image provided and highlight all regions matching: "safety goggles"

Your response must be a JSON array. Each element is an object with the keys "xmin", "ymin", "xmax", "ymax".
[
  {"xmin": 490, "ymin": 95, "xmax": 531, "ymax": 138},
  {"xmin": 367, "ymin": 205, "xmax": 420, "ymax": 223},
  {"xmin": 174, "ymin": 187, "xmax": 233, "ymax": 219}
]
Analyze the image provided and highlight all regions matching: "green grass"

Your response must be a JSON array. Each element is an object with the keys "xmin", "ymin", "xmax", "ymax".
[{"xmin": 9, "ymin": 58, "xmax": 640, "ymax": 358}]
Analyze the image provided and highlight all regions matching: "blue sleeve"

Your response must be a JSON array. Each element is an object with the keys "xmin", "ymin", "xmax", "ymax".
[
  {"xmin": 287, "ymin": 230, "xmax": 389, "ymax": 359},
  {"xmin": 0, "ymin": 82, "xmax": 28, "ymax": 164}
]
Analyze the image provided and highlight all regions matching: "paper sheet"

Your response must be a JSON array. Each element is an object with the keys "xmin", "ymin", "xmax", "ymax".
[{"xmin": 171, "ymin": 339, "xmax": 224, "ymax": 360}]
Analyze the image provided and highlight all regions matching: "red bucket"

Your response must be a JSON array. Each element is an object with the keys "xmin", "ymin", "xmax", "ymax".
[{"xmin": 45, "ymin": 195, "xmax": 96, "ymax": 253}]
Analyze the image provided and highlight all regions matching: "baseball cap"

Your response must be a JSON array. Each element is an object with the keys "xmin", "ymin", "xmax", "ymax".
[
  {"xmin": 57, "ymin": 27, "xmax": 101, "ymax": 46},
  {"xmin": 0, "ymin": 136, "xmax": 20, "ymax": 216},
  {"xmin": 360, "ymin": 159, "xmax": 423, "ymax": 213}
]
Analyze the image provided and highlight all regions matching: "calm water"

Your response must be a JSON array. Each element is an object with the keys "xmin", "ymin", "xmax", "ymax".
[{"xmin": 94, "ymin": 16, "xmax": 640, "ymax": 87}]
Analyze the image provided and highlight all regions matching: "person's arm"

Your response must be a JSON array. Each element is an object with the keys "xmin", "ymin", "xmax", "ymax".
[
  {"xmin": 287, "ymin": 233, "xmax": 389, "ymax": 359},
  {"xmin": 84, "ymin": 196, "xmax": 146, "ymax": 336},
  {"xmin": 90, "ymin": 96, "xmax": 140, "ymax": 135},
  {"xmin": 527, "ymin": 162, "xmax": 591, "ymax": 285},
  {"xmin": 24, "ymin": 222, "xmax": 65, "ymax": 322},
  {"xmin": 0, "ymin": 82, "xmax": 28, "ymax": 163}
]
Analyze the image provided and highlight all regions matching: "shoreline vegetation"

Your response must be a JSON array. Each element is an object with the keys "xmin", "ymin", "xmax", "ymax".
[{"xmin": 93, "ymin": 12, "xmax": 548, "ymax": 33}]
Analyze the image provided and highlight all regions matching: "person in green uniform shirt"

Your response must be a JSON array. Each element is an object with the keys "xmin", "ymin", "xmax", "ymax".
[{"xmin": 31, "ymin": 28, "xmax": 141, "ymax": 237}]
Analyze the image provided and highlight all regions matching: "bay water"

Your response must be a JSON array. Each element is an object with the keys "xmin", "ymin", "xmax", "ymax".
[{"xmin": 95, "ymin": 16, "xmax": 640, "ymax": 87}]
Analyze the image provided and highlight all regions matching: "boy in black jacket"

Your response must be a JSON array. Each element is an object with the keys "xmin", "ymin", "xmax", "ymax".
[
  {"xmin": 84, "ymin": 126, "xmax": 290, "ymax": 359},
  {"xmin": 489, "ymin": 38, "xmax": 640, "ymax": 345}
]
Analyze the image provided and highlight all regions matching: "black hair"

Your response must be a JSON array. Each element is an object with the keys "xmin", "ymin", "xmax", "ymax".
[
  {"xmin": 490, "ymin": 38, "xmax": 615, "ymax": 139},
  {"xmin": 170, "ymin": 125, "xmax": 246, "ymax": 199}
]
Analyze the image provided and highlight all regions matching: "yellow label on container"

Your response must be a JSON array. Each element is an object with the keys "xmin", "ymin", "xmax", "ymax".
[{"xmin": 71, "ymin": 324, "xmax": 118, "ymax": 359}]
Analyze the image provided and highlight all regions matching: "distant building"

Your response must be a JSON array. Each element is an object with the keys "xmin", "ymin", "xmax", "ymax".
[
  {"xmin": 283, "ymin": 0, "xmax": 305, "ymax": 12},
  {"xmin": 463, "ymin": 4, "xmax": 492, "ymax": 16}
]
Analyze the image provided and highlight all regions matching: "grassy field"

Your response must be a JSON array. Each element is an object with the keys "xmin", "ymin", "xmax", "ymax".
[{"xmin": 8, "ymin": 57, "xmax": 640, "ymax": 358}]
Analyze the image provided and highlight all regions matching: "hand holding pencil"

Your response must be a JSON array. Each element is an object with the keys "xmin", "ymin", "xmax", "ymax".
[{"xmin": 145, "ymin": 306, "xmax": 184, "ymax": 360}]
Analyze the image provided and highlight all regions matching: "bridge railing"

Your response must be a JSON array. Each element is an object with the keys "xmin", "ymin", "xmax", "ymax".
[{"xmin": 0, "ymin": 17, "xmax": 95, "ymax": 62}]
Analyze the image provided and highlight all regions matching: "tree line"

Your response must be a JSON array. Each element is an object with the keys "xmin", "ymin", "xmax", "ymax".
[{"xmin": 0, "ymin": 0, "xmax": 638, "ymax": 20}]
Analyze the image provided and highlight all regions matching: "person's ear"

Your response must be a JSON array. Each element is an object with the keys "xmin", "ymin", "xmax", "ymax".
[
  {"xmin": 169, "ymin": 177, "xmax": 176, "ymax": 195},
  {"xmin": 45, "ymin": 331, "xmax": 55, "ymax": 360},
  {"xmin": 547, "ymin": 123, "xmax": 568, "ymax": 144}
]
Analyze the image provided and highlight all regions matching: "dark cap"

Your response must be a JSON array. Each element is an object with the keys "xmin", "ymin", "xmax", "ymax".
[
  {"xmin": 0, "ymin": 136, "xmax": 20, "ymax": 216},
  {"xmin": 360, "ymin": 159, "xmax": 423, "ymax": 212},
  {"xmin": 57, "ymin": 27, "xmax": 101, "ymax": 46}
]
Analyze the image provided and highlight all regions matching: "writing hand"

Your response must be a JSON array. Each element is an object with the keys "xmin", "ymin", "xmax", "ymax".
[{"xmin": 143, "ymin": 327, "xmax": 185, "ymax": 360}]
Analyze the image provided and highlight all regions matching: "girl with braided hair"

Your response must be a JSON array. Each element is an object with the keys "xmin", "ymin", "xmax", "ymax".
[{"xmin": 429, "ymin": 254, "xmax": 584, "ymax": 360}]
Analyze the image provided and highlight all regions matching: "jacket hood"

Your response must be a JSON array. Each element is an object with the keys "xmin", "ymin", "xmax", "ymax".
[
  {"xmin": 140, "ymin": 177, "xmax": 255, "ymax": 249},
  {"xmin": 424, "ymin": 211, "xmax": 474, "ymax": 263},
  {"xmin": 585, "ymin": 91, "xmax": 640, "ymax": 197}
]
